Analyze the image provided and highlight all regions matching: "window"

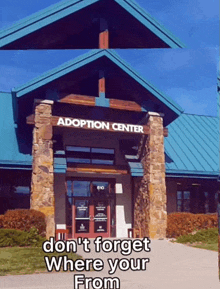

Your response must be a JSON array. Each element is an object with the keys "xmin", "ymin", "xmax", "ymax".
[
  {"xmin": 66, "ymin": 180, "xmax": 113, "ymax": 199},
  {"xmin": 202, "ymin": 191, "xmax": 218, "ymax": 214},
  {"xmin": 66, "ymin": 146, "xmax": 115, "ymax": 165},
  {"xmin": 14, "ymin": 186, "xmax": 30, "ymax": 195},
  {"xmin": 0, "ymin": 170, "xmax": 31, "ymax": 214},
  {"xmin": 177, "ymin": 191, "xmax": 190, "ymax": 212}
]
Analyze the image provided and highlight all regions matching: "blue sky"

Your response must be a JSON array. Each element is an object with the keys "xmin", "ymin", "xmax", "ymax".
[
  {"xmin": 0, "ymin": 0, "xmax": 218, "ymax": 48},
  {"xmin": 0, "ymin": 0, "xmax": 219, "ymax": 116}
]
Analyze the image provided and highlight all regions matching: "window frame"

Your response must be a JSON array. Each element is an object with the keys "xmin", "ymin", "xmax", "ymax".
[
  {"xmin": 177, "ymin": 190, "xmax": 191, "ymax": 212},
  {"xmin": 65, "ymin": 146, "xmax": 115, "ymax": 166}
]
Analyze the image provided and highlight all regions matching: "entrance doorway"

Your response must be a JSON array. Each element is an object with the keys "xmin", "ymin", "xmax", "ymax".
[{"xmin": 66, "ymin": 180, "xmax": 115, "ymax": 238}]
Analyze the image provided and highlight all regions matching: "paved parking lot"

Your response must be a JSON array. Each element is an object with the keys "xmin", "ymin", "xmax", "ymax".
[{"xmin": 0, "ymin": 239, "xmax": 219, "ymax": 289}]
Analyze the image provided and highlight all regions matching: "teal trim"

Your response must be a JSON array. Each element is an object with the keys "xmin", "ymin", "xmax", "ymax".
[
  {"xmin": 0, "ymin": 0, "xmax": 100, "ymax": 48},
  {"xmin": 114, "ymin": 0, "xmax": 186, "ymax": 48},
  {"xmin": 0, "ymin": 166, "xmax": 32, "ymax": 171},
  {"xmin": 166, "ymin": 170, "xmax": 219, "ymax": 176},
  {"xmin": 141, "ymin": 106, "xmax": 148, "ymax": 112},
  {"xmin": 0, "ymin": 92, "xmax": 32, "ymax": 166},
  {"xmin": 14, "ymin": 50, "xmax": 102, "ymax": 97},
  {"xmin": 131, "ymin": 172, "xmax": 144, "ymax": 176},
  {"xmin": 55, "ymin": 150, "xmax": 66, "ymax": 155},
  {"xmin": 54, "ymin": 165, "xmax": 67, "ymax": 174},
  {"xmin": 0, "ymin": 0, "xmax": 185, "ymax": 49},
  {"xmin": 99, "ymin": 92, "xmax": 105, "ymax": 98},
  {"xmin": 0, "ymin": 160, "xmax": 32, "ymax": 166},
  {"xmin": 96, "ymin": 93, "xmax": 109, "ymax": 107},
  {"xmin": 166, "ymin": 173, "xmax": 218, "ymax": 179},
  {"xmin": 130, "ymin": 168, "xmax": 144, "ymax": 173},
  {"xmin": 106, "ymin": 51, "xmax": 184, "ymax": 116},
  {"xmin": 54, "ymin": 149, "xmax": 67, "ymax": 173},
  {"xmin": 13, "ymin": 50, "xmax": 183, "ymax": 118},
  {"xmin": 54, "ymin": 158, "xmax": 67, "ymax": 165},
  {"xmin": 125, "ymin": 154, "xmax": 143, "ymax": 176}
]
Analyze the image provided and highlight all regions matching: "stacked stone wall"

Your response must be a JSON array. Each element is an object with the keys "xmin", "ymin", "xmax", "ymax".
[
  {"xmin": 31, "ymin": 100, "xmax": 55, "ymax": 238},
  {"xmin": 134, "ymin": 112, "xmax": 167, "ymax": 239}
]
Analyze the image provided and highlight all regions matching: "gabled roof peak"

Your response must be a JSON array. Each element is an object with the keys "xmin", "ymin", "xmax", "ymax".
[
  {"xmin": 13, "ymin": 49, "xmax": 183, "ymax": 126},
  {"xmin": 0, "ymin": 0, "xmax": 185, "ymax": 49}
]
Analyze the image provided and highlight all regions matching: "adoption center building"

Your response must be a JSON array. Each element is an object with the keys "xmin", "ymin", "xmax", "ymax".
[{"xmin": 0, "ymin": 0, "xmax": 219, "ymax": 240}]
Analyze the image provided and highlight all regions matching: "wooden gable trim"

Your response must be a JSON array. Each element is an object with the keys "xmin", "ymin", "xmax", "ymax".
[
  {"xmin": 58, "ymin": 94, "xmax": 143, "ymax": 112},
  {"xmin": 59, "ymin": 94, "xmax": 96, "ymax": 106}
]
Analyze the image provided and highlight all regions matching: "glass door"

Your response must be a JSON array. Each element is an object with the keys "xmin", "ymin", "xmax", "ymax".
[
  {"xmin": 92, "ymin": 181, "xmax": 110, "ymax": 236},
  {"xmin": 67, "ymin": 180, "xmax": 114, "ymax": 238},
  {"xmin": 75, "ymin": 199, "xmax": 90, "ymax": 234}
]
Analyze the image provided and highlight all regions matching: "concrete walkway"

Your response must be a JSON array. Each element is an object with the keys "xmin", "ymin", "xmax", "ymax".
[{"xmin": 0, "ymin": 239, "xmax": 219, "ymax": 289}]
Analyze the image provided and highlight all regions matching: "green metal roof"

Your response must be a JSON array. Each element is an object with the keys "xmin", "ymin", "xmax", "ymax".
[
  {"xmin": 0, "ymin": 0, "xmax": 185, "ymax": 49},
  {"xmin": 165, "ymin": 113, "xmax": 219, "ymax": 178},
  {"xmin": 0, "ymin": 92, "xmax": 32, "ymax": 169},
  {"xmin": 127, "ymin": 114, "xmax": 219, "ymax": 178}
]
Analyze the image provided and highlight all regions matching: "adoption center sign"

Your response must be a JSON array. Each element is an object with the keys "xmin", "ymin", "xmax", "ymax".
[{"xmin": 57, "ymin": 117, "xmax": 145, "ymax": 134}]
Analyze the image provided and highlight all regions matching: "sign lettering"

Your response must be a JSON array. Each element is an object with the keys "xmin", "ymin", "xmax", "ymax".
[{"xmin": 57, "ymin": 117, "xmax": 144, "ymax": 133}]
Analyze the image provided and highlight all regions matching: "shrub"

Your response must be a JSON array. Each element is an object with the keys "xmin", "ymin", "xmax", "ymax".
[
  {"xmin": 2, "ymin": 209, "xmax": 46, "ymax": 236},
  {"xmin": 0, "ymin": 228, "xmax": 46, "ymax": 247},
  {"xmin": 0, "ymin": 215, "xmax": 4, "ymax": 228},
  {"xmin": 176, "ymin": 228, "xmax": 218, "ymax": 244},
  {"xmin": 166, "ymin": 212, "xmax": 217, "ymax": 238}
]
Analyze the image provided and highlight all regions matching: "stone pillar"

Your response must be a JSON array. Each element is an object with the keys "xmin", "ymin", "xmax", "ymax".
[
  {"xmin": 31, "ymin": 99, "xmax": 55, "ymax": 239},
  {"xmin": 134, "ymin": 112, "xmax": 167, "ymax": 239}
]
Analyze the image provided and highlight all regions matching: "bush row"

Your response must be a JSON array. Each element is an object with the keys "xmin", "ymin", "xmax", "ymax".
[
  {"xmin": 0, "ymin": 209, "xmax": 46, "ymax": 236},
  {"xmin": 176, "ymin": 228, "xmax": 218, "ymax": 244},
  {"xmin": 0, "ymin": 228, "xmax": 46, "ymax": 247},
  {"xmin": 0, "ymin": 210, "xmax": 218, "ymax": 240},
  {"xmin": 166, "ymin": 212, "xmax": 218, "ymax": 238},
  {"xmin": 0, "ymin": 215, "xmax": 4, "ymax": 228}
]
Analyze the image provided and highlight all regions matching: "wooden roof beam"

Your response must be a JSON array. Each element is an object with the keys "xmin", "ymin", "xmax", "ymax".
[{"xmin": 58, "ymin": 94, "xmax": 143, "ymax": 112}]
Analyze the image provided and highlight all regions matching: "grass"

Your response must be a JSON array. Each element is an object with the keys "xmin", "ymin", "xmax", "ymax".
[
  {"xmin": 175, "ymin": 228, "xmax": 218, "ymax": 252},
  {"xmin": 0, "ymin": 247, "xmax": 81, "ymax": 276}
]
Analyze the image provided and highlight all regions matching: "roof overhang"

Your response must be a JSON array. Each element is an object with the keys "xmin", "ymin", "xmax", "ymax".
[
  {"xmin": 0, "ymin": 0, "xmax": 185, "ymax": 49},
  {"xmin": 166, "ymin": 170, "xmax": 219, "ymax": 179},
  {"xmin": 13, "ymin": 50, "xmax": 184, "ymax": 126}
]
